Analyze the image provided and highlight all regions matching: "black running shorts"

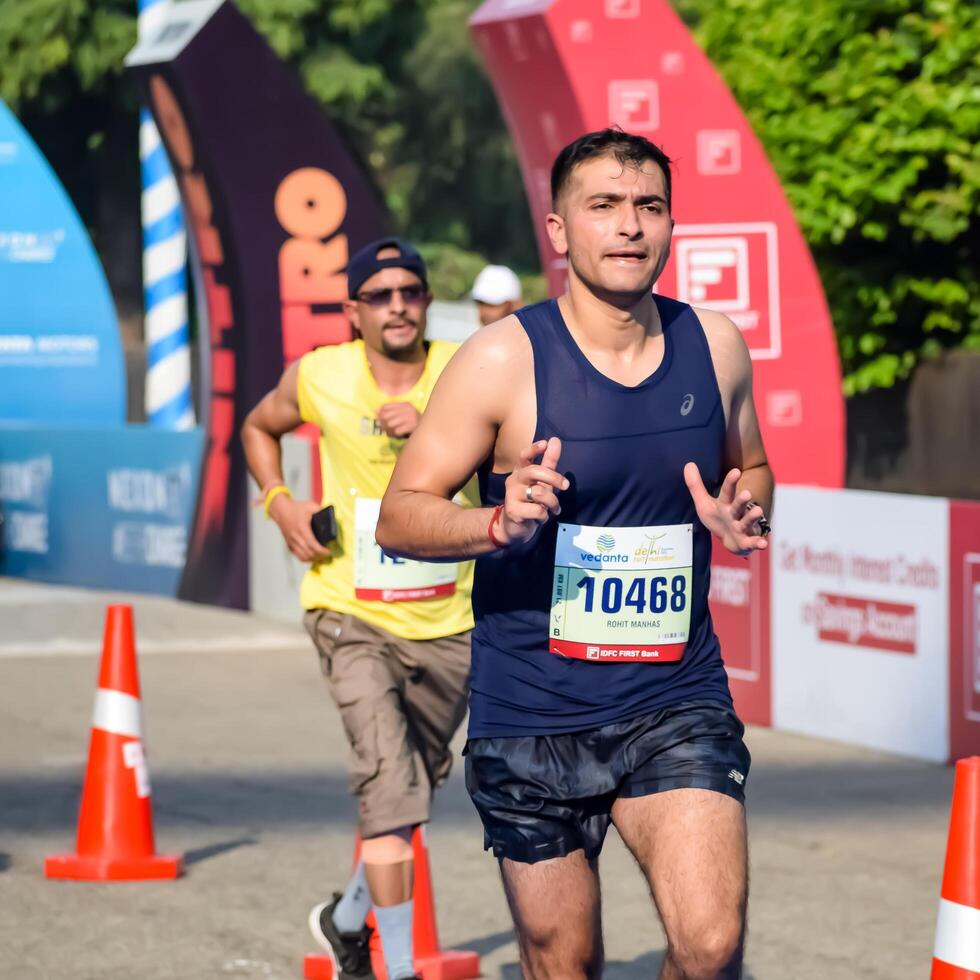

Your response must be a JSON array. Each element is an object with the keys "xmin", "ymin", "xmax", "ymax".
[{"xmin": 464, "ymin": 699, "xmax": 751, "ymax": 864}]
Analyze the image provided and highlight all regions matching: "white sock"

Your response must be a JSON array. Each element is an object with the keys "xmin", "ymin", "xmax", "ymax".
[
  {"xmin": 373, "ymin": 899, "xmax": 415, "ymax": 979},
  {"xmin": 331, "ymin": 859, "xmax": 371, "ymax": 934}
]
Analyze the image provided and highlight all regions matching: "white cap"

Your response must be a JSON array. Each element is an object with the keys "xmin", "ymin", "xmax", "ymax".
[{"xmin": 471, "ymin": 265, "xmax": 522, "ymax": 305}]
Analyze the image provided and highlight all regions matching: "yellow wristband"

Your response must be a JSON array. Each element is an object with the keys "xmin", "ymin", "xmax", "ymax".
[{"xmin": 263, "ymin": 484, "xmax": 291, "ymax": 517}]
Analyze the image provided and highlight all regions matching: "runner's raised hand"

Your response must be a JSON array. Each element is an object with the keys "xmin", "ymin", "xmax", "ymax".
[
  {"xmin": 497, "ymin": 437, "xmax": 567, "ymax": 546},
  {"xmin": 683, "ymin": 462, "xmax": 768, "ymax": 557},
  {"xmin": 378, "ymin": 402, "xmax": 422, "ymax": 439}
]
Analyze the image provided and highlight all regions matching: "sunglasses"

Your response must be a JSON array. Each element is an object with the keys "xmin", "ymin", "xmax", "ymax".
[{"xmin": 356, "ymin": 284, "xmax": 428, "ymax": 307}]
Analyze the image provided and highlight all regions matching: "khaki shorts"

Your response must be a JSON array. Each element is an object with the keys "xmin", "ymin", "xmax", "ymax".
[{"xmin": 304, "ymin": 609, "xmax": 471, "ymax": 838}]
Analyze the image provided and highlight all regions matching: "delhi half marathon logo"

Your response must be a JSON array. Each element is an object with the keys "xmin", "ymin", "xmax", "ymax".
[{"xmin": 596, "ymin": 534, "xmax": 616, "ymax": 553}]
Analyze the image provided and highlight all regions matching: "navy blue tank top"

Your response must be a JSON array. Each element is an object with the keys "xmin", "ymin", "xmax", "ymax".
[{"xmin": 468, "ymin": 295, "xmax": 732, "ymax": 738}]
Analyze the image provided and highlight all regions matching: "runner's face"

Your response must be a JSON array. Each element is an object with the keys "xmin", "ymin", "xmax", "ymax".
[
  {"xmin": 346, "ymin": 266, "xmax": 430, "ymax": 357},
  {"xmin": 476, "ymin": 299, "xmax": 518, "ymax": 327},
  {"xmin": 552, "ymin": 155, "xmax": 673, "ymax": 303}
]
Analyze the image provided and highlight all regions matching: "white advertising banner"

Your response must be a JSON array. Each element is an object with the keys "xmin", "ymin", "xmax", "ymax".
[{"xmin": 772, "ymin": 487, "xmax": 949, "ymax": 761}]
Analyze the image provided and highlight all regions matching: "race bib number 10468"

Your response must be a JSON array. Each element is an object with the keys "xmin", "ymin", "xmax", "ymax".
[{"xmin": 549, "ymin": 523, "xmax": 693, "ymax": 663}]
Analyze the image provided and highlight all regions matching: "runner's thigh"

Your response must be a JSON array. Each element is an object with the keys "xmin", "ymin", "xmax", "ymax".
[
  {"xmin": 611, "ymin": 788, "xmax": 747, "ymax": 950},
  {"xmin": 500, "ymin": 851, "xmax": 603, "ymax": 979}
]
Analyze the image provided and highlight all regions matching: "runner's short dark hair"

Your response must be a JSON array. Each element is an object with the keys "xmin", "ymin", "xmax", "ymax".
[{"xmin": 551, "ymin": 128, "xmax": 673, "ymax": 211}]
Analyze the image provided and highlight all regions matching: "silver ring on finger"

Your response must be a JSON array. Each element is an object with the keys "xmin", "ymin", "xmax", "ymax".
[{"xmin": 524, "ymin": 484, "xmax": 535, "ymax": 503}]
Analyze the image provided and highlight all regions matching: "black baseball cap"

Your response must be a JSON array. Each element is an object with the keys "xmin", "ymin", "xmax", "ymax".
[{"xmin": 347, "ymin": 237, "xmax": 428, "ymax": 300}]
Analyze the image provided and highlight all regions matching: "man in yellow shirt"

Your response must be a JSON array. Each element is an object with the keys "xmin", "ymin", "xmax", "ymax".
[{"xmin": 242, "ymin": 238, "xmax": 474, "ymax": 980}]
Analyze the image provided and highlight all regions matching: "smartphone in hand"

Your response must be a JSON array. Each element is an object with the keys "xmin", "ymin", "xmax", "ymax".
[{"xmin": 310, "ymin": 505, "xmax": 337, "ymax": 545}]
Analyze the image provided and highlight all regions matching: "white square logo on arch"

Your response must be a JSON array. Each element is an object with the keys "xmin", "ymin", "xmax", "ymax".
[
  {"xmin": 504, "ymin": 21, "xmax": 528, "ymax": 62},
  {"xmin": 672, "ymin": 223, "xmax": 781, "ymax": 360},
  {"xmin": 697, "ymin": 130, "xmax": 741, "ymax": 175},
  {"xmin": 767, "ymin": 390, "xmax": 803, "ymax": 427},
  {"xmin": 608, "ymin": 80, "xmax": 659, "ymax": 132},
  {"xmin": 606, "ymin": 0, "xmax": 641, "ymax": 16}
]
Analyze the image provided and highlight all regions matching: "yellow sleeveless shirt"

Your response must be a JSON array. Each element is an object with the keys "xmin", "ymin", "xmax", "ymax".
[{"xmin": 295, "ymin": 339, "xmax": 475, "ymax": 640}]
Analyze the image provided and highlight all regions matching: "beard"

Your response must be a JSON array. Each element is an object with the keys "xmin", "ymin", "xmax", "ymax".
[{"xmin": 380, "ymin": 318, "xmax": 423, "ymax": 359}]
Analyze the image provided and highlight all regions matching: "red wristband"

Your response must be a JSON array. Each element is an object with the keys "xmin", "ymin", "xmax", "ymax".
[{"xmin": 487, "ymin": 504, "xmax": 508, "ymax": 549}]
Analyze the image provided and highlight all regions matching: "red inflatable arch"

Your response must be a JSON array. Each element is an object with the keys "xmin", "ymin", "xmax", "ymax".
[{"xmin": 470, "ymin": 0, "xmax": 844, "ymax": 489}]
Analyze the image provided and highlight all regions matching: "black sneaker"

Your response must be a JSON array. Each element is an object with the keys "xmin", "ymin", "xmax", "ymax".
[{"xmin": 308, "ymin": 893, "xmax": 376, "ymax": 980}]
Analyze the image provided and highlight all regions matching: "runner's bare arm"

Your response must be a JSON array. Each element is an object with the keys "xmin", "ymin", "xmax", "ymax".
[
  {"xmin": 686, "ymin": 310, "xmax": 774, "ymax": 554},
  {"xmin": 378, "ymin": 320, "xmax": 567, "ymax": 560},
  {"xmin": 693, "ymin": 308, "xmax": 774, "ymax": 509},
  {"xmin": 241, "ymin": 360, "xmax": 328, "ymax": 561},
  {"xmin": 713, "ymin": 311, "xmax": 773, "ymax": 510},
  {"xmin": 241, "ymin": 360, "xmax": 303, "ymax": 492}
]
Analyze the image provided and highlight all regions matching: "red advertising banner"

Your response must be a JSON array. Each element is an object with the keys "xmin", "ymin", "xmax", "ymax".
[
  {"xmin": 806, "ymin": 593, "xmax": 917, "ymax": 655},
  {"xmin": 949, "ymin": 501, "xmax": 980, "ymax": 760},
  {"xmin": 470, "ymin": 0, "xmax": 844, "ymax": 490},
  {"xmin": 709, "ymin": 546, "xmax": 770, "ymax": 726}
]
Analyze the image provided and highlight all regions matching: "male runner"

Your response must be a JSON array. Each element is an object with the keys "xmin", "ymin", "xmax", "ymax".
[
  {"xmin": 377, "ymin": 130, "xmax": 774, "ymax": 979},
  {"xmin": 471, "ymin": 263, "xmax": 523, "ymax": 327},
  {"xmin": 242, "ymin": 238, "xmax": 475, "ymax": 980}
]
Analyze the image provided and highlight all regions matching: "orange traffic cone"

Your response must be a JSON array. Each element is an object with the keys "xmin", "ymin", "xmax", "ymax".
[
  {"xmin": 45, "ymin": 605, "xmax": 183, "ymax": 881},
  {"xmin": 932, "ymin": 757, "xmax": 980, "ymax": 979},
  {"xmin": 304, "ymin": 826, "xmax": 480, "ymax": 980}
]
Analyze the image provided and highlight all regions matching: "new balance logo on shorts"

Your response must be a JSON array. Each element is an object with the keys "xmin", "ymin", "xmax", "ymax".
[{"xmin": 728, "ymin": 769, "xmax": 745, "ymax": 785}]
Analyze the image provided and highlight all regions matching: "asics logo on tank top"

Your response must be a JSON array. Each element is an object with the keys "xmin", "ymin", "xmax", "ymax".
[{"xmin": 680, "ymin": 393, "xmax": 695, "ymax": 416}]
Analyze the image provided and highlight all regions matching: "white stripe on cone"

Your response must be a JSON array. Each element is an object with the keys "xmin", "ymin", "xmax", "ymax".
[
  {"xmin": 934, "ymin": 897, "xmax": 980, "ymax": 972},
  {"xmin": 92, "ymin": 688, "xmax": 143, "ymax": 739}
]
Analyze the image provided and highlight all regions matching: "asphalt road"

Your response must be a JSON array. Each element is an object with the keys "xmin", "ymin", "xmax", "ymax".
[{"xmin": 0, "ymin": 579, "xmax": 953, "ymax": 979}]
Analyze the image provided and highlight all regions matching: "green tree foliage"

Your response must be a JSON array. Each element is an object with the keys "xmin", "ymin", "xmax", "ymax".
[
  {"xmin": 0, "ymin": 0, "xmax": 135, "ymax": 109},
  {"xmin": 676, "ymin": 0, "xmax": 979, "ymax": 392}
]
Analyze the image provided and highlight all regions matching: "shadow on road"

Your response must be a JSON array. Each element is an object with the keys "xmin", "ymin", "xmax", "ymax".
[
  {"xmin": 0, "ymin": 852, "xmax": 9, "ymax": 871},
  {"xmin": 459, "ymin": 928, "xmax": 514, "ymax": 958},
  {"xmin": 0, "ymin": 770, "xmax": 479, "ymax": 832},
  {"xmin": 0, "ymin": 750, "xmax": 952, "ymax": 836},
  {"xmin": 184, "ymin": 836, "xmax": 257, "ymax": 867}
]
